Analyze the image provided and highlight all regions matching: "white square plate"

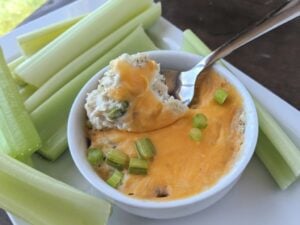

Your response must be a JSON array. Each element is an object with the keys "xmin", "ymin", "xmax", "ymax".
[{"xmin": 1, "ymin": 0, "xmax": 299, "ymax": 224}]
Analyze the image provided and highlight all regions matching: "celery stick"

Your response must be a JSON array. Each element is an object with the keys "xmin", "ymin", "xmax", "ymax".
[
  {"xmin": 182, "ymin": 29, "xmax": 300, "ymax": 188},
  {"xmin": 256, "ymin": 130, "xmax": 296, "ymax": 189},
  {"xmin": 19, "ymin": 85, "xmax": 37, "ymax": 101},
  {"xmin": 0, "ymin": 49, "xmax": 41, "ymax": 159},
  {"xmin": 0, "ymin": 153, "xmax": 111, "ymax": 225},
  {"xmin": 256, "ymin": 102, "xmax": 300, "ymax": 176},
  {"xmin": 8, "ymin": 56, "xmax": 26, "ymax": 70},
  {"xmin": 18, "ymin": 15, "xmax": 84, "ymax": 56},
  {"xmin": 25, "ymin": 2, "xmax": 161, "ymax": 112},
  {"xmin": 16, "ymin": 154, "xmax": 34, "ymax": 167},
  {"xmin": 8, "ymin": 56, "xmax": 27, "ymax": 86},
  {"xmin": 181, "ymin": 29, "xmax": 211, "ymax": 56},
  {"xmin": 38, "ymin": 123, "xmax": 68, "ymax": 161},
  {"xmin": 15, "ymin": 0, "xmax": 153, "ymax": 87},
  {"xmin": 31, "ymin": 26, "xmax": 158, "ymax": 160}
]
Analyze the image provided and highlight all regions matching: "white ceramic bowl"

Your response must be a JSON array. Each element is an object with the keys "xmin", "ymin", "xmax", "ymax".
[{"xmin": 68, "ymin": 50, "xmax": 258, "ymax": 219}]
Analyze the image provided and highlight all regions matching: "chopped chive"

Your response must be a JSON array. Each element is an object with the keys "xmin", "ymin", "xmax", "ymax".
[
  {"xmin": 189, "ymin": 128, "xmax": 202, "ymax": 141},
  {"xmin": 86, "ymin": 120, "xmax": 93, "ymax": 129},
  {"xmin": 128, "ymin": 158, "xmax": 148, "ymax": 175},
  {"xmin": 214, "ymin": 88, "xmax": 228, "ymax": 104},
  {"xmin": 107, "ymin": 101, "xmax": 129, "ymax": 120},
  {"xmin": 106, "ymin": 170, "xmax": 124, "ymax": 188},
  {"xmin": 106, "ymin": 149, "xmax": 129, "ymax": 170},
  {"xmin": 135, "ymin": 137, "xmax": 156, "ymax": 160},
  {"xmin": 87, "ymin": 147, "xmax": 104, "ymax": 167},
  {"xmin": 193, "ymin": 113, "xmax": 208, "ymax": 129}
]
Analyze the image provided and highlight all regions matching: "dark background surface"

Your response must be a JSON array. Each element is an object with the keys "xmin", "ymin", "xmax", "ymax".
[{"xmin": 1, "ymin": 0, "xmax": 299, "ymax": 224}]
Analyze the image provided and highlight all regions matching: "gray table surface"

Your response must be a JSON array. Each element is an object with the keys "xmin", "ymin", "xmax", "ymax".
[{"xmin": 1, "ymin": 0, "xmax": 299, "ymax": 224}]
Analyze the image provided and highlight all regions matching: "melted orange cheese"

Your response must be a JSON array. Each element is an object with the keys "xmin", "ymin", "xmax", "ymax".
[
  {"xmin": 89, "ymin": 69, "xmax": 243, "ymax": 200},
  {"xmin": 108, "ymin": 60, "xmax": 184, "ymax": 132}
]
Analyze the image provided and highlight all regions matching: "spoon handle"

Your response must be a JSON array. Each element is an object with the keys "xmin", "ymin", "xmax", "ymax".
[{"xmin": 196, "ymin": 0, "xmax": 300, "ymax": 69}]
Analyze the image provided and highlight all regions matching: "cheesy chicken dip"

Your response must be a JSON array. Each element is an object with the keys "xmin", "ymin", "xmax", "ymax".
[{"xmin": 84, "ymin": 53, "xmax": 244, "ymax": 200}]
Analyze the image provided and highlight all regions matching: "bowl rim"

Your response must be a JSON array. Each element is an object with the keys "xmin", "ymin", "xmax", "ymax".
[{"xmin": 68, "ymin": 50, "xmax": 258, "ymax": 209}]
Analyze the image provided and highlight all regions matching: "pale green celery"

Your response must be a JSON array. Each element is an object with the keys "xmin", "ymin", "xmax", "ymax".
[
  {"xmin": 39, "ymin": 123, "xmax": 67, "ymax": 161},
  {"xmin": 8, "ymin": 56, "xmax": 26, "ymax": 70},
  {"xmin": 0, "ymin": 153, "xmax": 111, "ymax": 225},
  {"xmin": 8, "ymin": 56, "xmax": 27, "ymax": 86},
  {"xmin": 15, "ymin": 154, "xmax": 33, "ymax": 167},
  {"xmin": 25, "ymin": 2, "xmax": 161, "ymax": 112},
  {"xmin": 0, "ymin": 49, "xmax": 41, "ymax": 159},
  {"xmin": 19, "ymin": 85, "xmax": 37, "ymax": 101},
  {"xmin": 182, "ymin": 29, "xmax": 300, "ymax": 188},
  {"xmin": 256, "ymin": 130, "xmax": 296, "ymax": 189},
  {"xmin": 181, "ymin": 29, "xmax": 211, "ymax": 55},
  {"xmin": 15, "ymin": 0, "xmax": 153, "ymax": 87},
  {"xmin": 31, "ymin": 26, "xmax": 158, "ymax": 160},
  {"xmin": 255, "ymin": 102, "xmax": 300, "ymax": 177},
  {"xmin": 18, "ymin": 15, "xmax": 84, "ymax": 56}
]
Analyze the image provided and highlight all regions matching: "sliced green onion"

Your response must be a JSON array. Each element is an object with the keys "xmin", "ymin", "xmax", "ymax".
[
  {"xmin": 189, "ymin": 128, "xmax": 202, "ymax": 141},
  {"xmin": 192, "ymin": 113, "xmax": 208, "ymax": 129},
  {"xmin": 106, "ymin": 149, "xmax": 129, "ymax": 170},
  {"xmin": 214, "ymin": 88, "xmax": 228, "ymax": 104},
  {"xmin": 86, "ymin": 121, "xmax": 93, "ymax": 129},
  {"xmin": 87, "ymin": 147, "xmax": 104, "ymax": 167},
  {"xmin": 107, "ymin": 101, "xmax": 129, "ymax": 120},
  {"xmin": 135, "ymin": 137, "xmax": 156, "ymax": 159},
  {"xmin": 106, "ymin": 170, "xmax": 124, "ymax": 188},
  {"xmin": 128, "ymin": 158, "xmax": 148, "ymax": 175}
]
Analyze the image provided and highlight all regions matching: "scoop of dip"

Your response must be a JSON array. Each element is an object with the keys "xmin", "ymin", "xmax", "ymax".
[{"xmin": 85, "ymin": 53, "xmax": 187, "ymax": 132}]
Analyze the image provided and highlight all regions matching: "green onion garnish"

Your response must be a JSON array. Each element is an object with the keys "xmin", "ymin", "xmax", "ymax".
[
  {"xmin": 106, "ymin": 170, "xmax": 124, "ymax": 188},
  {"xmin": 135, "ymin": 137, "xmax": 156, "ymax": 160},
  {"xmin": 107, "ymin": 101, "xmax": 129, "ymax": 120},
  {"xmin": 192, "ymin": 113, "xmax": 208, "ymax": 129},
  {"xmin": 106, "ymin": 149, "xmax": 129, "ymax": 170},
  {"xmin": 87, "ymin": 147, "xmax": 104, "ymax": 167},
  {"xmin": 86, "ymin": 120, "xmax": 93, "ymax": 129},
  {"xmin": 214, "ymin": 88, "xmax": 228, "ymax": 104},
  {"xmin": 128, "ymin": 158, "xmax": 148, "ymax": 175},
  {"xmin": 189, "ymin": 128, "xmax": 202, "ymax": 141}
]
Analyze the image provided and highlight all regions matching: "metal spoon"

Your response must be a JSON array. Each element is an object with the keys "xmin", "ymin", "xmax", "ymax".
[{"xmin": 164, "ymin": 0, "xmax": 300, "ymax": 105}]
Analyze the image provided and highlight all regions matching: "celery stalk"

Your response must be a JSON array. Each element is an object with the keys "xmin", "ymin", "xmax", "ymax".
[
  {"xmin": 256, "ymin": 130, "xmax": 296, "ymax": 189},
  {"xmin": 255, "ymin": 102, "xmax": 300, "ymax": 177},
  {"xmin": 18, "ymin": 15, "xmax": 84, "ymax": 56},
  {"xmin": 0, "ymin": 49, "xmax": 41, "ymax": 159},
  {"xmin": 8, "ymin": 56, "xmax": 27, "ymax": 86},
  {"xmin": 182, "ymin": 29, "xmax": 211, "ymax": 55},
  {"xmin": 181, "ymin": 29, "xmax": 300, "ymax": 189},
  {"xmin": 15, "ymin": 0, "xmax": 153, "ymax": 87},
  {"xmin": 25, "ymin": 2, "xmax": 161, "ymax": 112},
  {"xmin": 38, "ymin": 123, "xmax": 68, "ymax": 160},
  {"xmin": 0, "ymin": 153, "xmax": 111, "ymax": 225},
  {"xmin": 19, "ymin": 85, "xmax": 37, "ymax": 101},
  {"xmin": 31, "ymin": 26, "xmax": 158, "ymax": 160},
  {"xmin": 8, "ymin": 56, "xmax": 26, "ymax": 70}
]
